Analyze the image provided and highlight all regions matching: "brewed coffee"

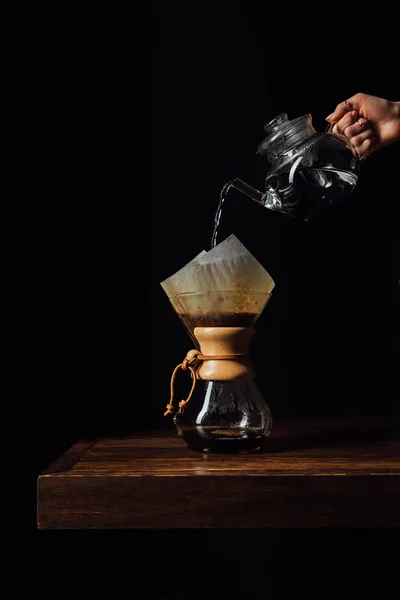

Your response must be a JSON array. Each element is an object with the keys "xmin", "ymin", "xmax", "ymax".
[{"xmin": 181, "ymin": 425, "xmax": 265, "ymax": 453}]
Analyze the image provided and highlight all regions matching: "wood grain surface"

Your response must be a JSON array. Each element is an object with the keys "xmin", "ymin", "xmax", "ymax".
[{"xmin": 37, "ymin": 413, "xmax": 400, "ymax": 529}]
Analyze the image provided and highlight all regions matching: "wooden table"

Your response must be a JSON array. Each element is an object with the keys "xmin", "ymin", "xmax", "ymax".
[{"xmin": 37, "ymin": 413, "xmax": 400, "ymax": 529}]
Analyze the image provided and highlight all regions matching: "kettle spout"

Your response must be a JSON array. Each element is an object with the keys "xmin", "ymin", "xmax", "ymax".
[
  {"xmin": 230, "ymin": 178, "xmax": 265, "ymax": 204},
  {"xmin": 231, "ymin": 178, "xmax": 283, "ymax": 212}
]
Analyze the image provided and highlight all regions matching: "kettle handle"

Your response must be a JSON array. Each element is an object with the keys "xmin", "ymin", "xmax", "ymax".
[{"xmin": 325, "ymin": 121, "xmax": 367, "ymax": 162}]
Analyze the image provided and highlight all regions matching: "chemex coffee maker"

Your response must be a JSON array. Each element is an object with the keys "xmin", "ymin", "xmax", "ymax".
[
  {"xmin": 228, "ymin": 112, "xmax": 360, "ymax": 221},
  {"xmin": 161, "ymin": 235, "xmax": 274, "ymax": 454}
]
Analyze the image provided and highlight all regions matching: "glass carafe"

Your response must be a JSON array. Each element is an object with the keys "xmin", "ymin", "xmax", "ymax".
[
  {"xmin": 230, "ymin": 112, "xmax": 360, "ymax": 221},
  {"xmin": 164, "ymin": 291, "xmax": 273, "ymax": 453}
]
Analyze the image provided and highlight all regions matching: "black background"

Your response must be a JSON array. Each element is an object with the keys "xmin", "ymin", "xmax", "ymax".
[{"xmin": 14, "ymin": 0, "xmax": 399, "ymax": 595}]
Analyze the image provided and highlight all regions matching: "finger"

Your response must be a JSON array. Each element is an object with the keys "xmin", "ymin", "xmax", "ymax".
[
  {"xmin": 349, "ymin": 128, "xmax": 374, "ymax": 148},
  {"xmin": 326, "ymin": 99, "xmax": 355, "ymax": 123},
  {"xmin": 343, "ymin": 117, "xmax": 369, "ymax": 139},
  {"xmin": 354, "ymin": 137, "xmax": 376, "ymax": 160},
  {"xmin": 334, "ymin": 110, "xmax": 358, "ymax": 134}
]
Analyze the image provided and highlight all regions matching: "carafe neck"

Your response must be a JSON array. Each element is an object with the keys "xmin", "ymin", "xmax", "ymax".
[{"xmin": 194, "ymin": 326, "xmax": 255, "ymax": 380}]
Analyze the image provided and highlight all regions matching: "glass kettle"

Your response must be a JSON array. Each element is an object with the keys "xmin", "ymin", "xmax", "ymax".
[{"xmin": 230, "ymin": 112, "xmax": 360, "ymax": 221}]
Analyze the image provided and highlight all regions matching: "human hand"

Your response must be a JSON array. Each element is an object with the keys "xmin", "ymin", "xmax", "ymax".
[{"xmin": 326, "ymin": 93, "xmax": 400, "ymax": 160}]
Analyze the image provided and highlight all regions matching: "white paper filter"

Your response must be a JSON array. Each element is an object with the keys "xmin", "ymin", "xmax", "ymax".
[{"xmin": 160, "ymin": 234, "xmax": 275, "ymax": 300}]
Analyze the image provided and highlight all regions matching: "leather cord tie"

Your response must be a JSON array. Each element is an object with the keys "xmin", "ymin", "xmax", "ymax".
[{"xmin": 164, "ymin": 349, "xmax": 247, "ymax": 417}]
